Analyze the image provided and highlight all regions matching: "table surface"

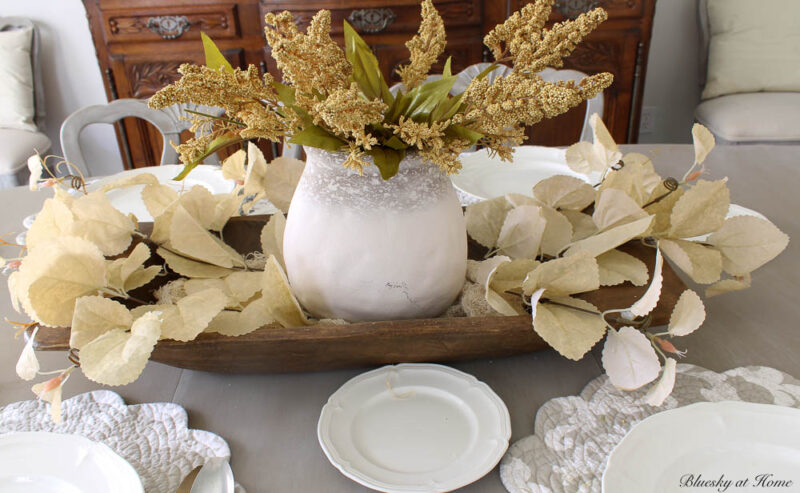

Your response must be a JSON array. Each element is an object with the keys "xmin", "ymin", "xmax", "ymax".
[{"xmin": 1, "ymin": 144, "xmax": 798, "ymax": 492}]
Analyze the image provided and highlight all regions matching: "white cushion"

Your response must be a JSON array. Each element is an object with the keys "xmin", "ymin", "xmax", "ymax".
[
  {"xmin": 703, "ymin": 0, "xmax": 800, "ymax": 100},
  {"xmin": 0, "ymin": 128, "xmax": 51, "ymax": 174},
  {"xmin": 695, "ymin": 92, "xmax": 800, "ymax": 143},
  {"xmin": 0, "ymin": 25, "xmax": 36, "ymax": 131}
]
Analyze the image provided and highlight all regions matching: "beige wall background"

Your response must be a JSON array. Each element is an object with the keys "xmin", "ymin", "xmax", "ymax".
[{"xmin": 5, "ymin": 0, "xmax": 700, "ymax": 176}]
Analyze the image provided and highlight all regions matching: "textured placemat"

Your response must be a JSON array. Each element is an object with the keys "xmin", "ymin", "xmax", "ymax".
[
  {"xmin": 500, "ymin": 364, "xmax": 800, "ymax": 493},
  {"xmin": 0, "ymin": 390, "xmax": 240, "ymax": 493}
]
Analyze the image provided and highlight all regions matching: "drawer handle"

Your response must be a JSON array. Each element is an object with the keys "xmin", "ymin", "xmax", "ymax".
[
  {"xmin": 555, "ymin": 0, "xmax": 600, "ymax": 19},
  {"xmin": 146, "ymin": 15, "xmax": 191, "ymax": 40},
  {"xmin": 348, "ymin": 8, "xmax": 396, "ymax": 33}
]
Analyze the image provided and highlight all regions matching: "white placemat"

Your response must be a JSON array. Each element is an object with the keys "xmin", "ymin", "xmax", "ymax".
[
  {"xmin": 0, "ymin": 390, "xmax": 241, "ymax": 493},
  {"xmin": 500, "ymin": 364, "xmax": 800, "ymax": 493}
]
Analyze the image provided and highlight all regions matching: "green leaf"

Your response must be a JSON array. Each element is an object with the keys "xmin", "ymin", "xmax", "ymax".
[
  {"xmin": 445, "ymin": 125, "xmax": 483, "ymax": 145},
  {"xmin": 384, "ymin": 135, "xmax": 409, "ymax": 150},
  {"xmin": 431, "ymin": 93, "xmax": 463, "ymax": 122},
  {"xmin": 387, "ymin": 91, "xmax": 413, "ymax": 123},
  {"xmin": 343, "ymin": 21, "xmax": 392, "ymax": 104},
  {"xmin": 289, "ymin": 125, "xmax": 346, "ymax": 152},
  {"xmin": 272, "ymin": 81, "xmax": 296, "ymax": 106},
  {"xmin": 404, "ymin": 76, "xmax": 457, "ymax": 122},
  {"xmin": 442, "ymin": 56, "xmax": 453, "ymax": 78},
  {"xmin": 202, "ymin": 33, "xmax": 233, "ymax": 73},
  {"xmin": 367, "ymin": 147, "xmax": 405, "ymax": 180}
]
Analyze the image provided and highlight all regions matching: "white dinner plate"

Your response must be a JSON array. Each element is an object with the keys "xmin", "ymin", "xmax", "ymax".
[
  {"xmin": 451, "ymin": 146, "xmax": 596, "ymax": 201},
  {"xmin": 86, "ymin": 164, "xmax": 235, "ymax": 222},
  {"xmin": 603, "ymin": 402, "xmax": 800, "ymax": 493},
  {"xmin": 0, "ymin": 432, "xmax": 143, "ymax": 493},
  {"xmin": 318, "ymin": 364, "xmax": 511, "ymax": 493}
]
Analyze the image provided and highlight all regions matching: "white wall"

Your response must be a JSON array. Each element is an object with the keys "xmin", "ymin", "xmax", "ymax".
[
  {"xmin": 3, "ymin": 0, "xmax": 123, "ymax": 176},
  {"xmin": 638, "ymin": 0, "xmax": 702, "ymax": 144}
]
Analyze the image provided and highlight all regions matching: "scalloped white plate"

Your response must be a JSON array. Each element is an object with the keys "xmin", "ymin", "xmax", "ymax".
[
  {"xmin": 86, "ymin": 165, "xmax": 235, "ymax": 222},
  {"xmin": 318, "ymin": 364, "xmax": 511, "ymax": 493},
  {"xmin": 0, "ymin": 432, "xmax": 143, "ymax": 493},
  {"xmin": 603, "ymin": 402, "xmax": 800, "ymax": 493},
  {"xmin": 451, "ymin": 146, "xmax": 597, "ymax": 201}
]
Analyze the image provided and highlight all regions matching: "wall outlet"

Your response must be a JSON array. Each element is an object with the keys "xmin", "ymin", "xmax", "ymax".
[{"xmin": 639, "ymin": 106, "xmax": 658, "ymax": 134}]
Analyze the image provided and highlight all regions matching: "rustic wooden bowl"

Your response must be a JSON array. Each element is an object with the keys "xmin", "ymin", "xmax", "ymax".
[{"xmin": 31, "ymin": 216, "xmax": 685, "ymax": 373}]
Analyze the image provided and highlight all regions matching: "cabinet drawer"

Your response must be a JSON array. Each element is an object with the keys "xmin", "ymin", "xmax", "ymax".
[
  {"xmin": 260, "ymin": 0, "xmax": 481, "ymax": 36},
  {"xmin": 103, "ymin": 5, "xmax": 239, "ymax": 43}
]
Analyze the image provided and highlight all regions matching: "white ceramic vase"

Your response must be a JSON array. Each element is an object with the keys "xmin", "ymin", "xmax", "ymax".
[{"xmin": 283, "ymin": 147, "xmax": 467, "ymax": 322}]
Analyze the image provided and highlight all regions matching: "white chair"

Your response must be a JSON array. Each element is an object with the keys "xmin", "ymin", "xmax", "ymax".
[
  {"xmin": 60, "ymin": 99, "xmax": 224, "ymax": 176},
  {"xmin": 0, "ymin": 17, "xmax": 51, "ymax": 188},
  {"xmin": 695, "ymin": 0, "xmax": 800, "ymax": 144}
]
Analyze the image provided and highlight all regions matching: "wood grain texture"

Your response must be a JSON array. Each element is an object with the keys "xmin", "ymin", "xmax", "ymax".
[{"xmin": 31, "ymin": 216, "xmax": 685, "ymax": 373}]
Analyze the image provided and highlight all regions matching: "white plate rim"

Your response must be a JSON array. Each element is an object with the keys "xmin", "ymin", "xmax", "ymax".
[
  {"xmin": 0, "ymin": 431, "xmax": 143, "ymax": 492},
  {"xmin": 601, "ymin": 401, "xmax": 800, "ymax": 492},
  {"xmin": 451, "ymin": 146, "xmax": 591, "ymax": 201},
  {"xmin": 317, "ymin": 363, "xmax": 511, "ymax": 493}
]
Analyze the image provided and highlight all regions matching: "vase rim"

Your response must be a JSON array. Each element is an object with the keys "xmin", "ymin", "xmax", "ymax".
[{"xmin": 304, "ymin": 146, "xmax": 436, "ymax": 177}]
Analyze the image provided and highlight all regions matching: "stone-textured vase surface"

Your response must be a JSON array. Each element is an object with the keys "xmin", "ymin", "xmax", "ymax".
[{"xmin": 283, "ymin": 147, "xmax": 467, "ymax": 322}]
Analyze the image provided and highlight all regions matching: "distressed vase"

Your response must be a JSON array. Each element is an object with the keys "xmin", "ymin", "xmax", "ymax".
[{"xmin": 283, "ymin": 147, "xmax": 467, "ymax": 322}]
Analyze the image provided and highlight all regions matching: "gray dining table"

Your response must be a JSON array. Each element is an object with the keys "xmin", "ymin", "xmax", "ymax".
[{"xmin": 0, "ymin": 144, "xmax": 798, "ymax": 492}]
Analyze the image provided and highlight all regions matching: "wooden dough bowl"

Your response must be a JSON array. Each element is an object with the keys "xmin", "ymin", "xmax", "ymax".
[{"xmin": 31, "ymin": 215, "xmax": 685, "ymax": 373}]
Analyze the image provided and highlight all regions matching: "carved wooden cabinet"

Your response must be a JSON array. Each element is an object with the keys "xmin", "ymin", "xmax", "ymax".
[{"xmin": 82, "ymin": 0, "xmax": 656, "ymax": 168}]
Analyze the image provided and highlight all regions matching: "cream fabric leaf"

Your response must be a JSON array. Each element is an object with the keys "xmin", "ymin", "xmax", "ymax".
[
  {"xmin": 668, "ymin": 179, "xmax": 730, "ymax": 238},
  {"xmin": 263, "ymin": 156, "xmax": 305, "ymax": 213},
  {"xmin": 532, "ymin": 175, "xmax": 596, "ymax": 211},
  {"xmin": 224, "ymin": 271, "xmax": 263, "ymax": 305},
  {"xmin": 644, "ymin": 357, "xmax": 677, "ymax": 406},
  {"xmin": 592, "ymin": 188, "xmax": 648, "ymax": 231},
  {"xmin": 124, "ymin": 266, "xmax": 161, "ymax": 293},
  {"xmin": 169, "ymin": 205, "xmax": 245, "ymax": 268},
  {"xmin": 591, "ymin": 113, "xmax": 621, "ymax": 164},
  {"xmin": 565, "ymin": 141, "xmax": 606, "ymax": 175},
  {"xmin": 176, "ymin": 186, "xmax": 218, "ymax": 231},
  {"xmin": 69, "ymin": 192, "xmax": 135, "ymax": 256},
  {"xmin": 565, "ymin": 215, "xmax": 653, "ymax": 258},
  {"xmin": 208, "ymin": 194, "xmax": 241, "ymax": 232},
  {"xmin": 260, "ymin": 212, "xmax": 286, "ymax": 269},
  {"xmin": 98, "ymin": 173, "xmax": 159, "ymax": 193},
  {"xmin": 16, "ymin": 327, "xmax": 39, "ymax": 381},
  {"xmin": 25, "ymin": 198, "xmax": 75, "ymax": 252},
  {"xmin": 497, "ymin": 205, "xmax": 546, "ymax": 259},
  {"xmin": 221, "ymin": 149, "xmax": 247, "ymax": 182},
  {"xmin": 70, "ymin": 296, "xmax": 132, "ymax": 350},
  {"xmin": 262, "ymin": 255, "xmax": 308, "ymax": 327},
  {"xmin": 705, "ymin": 274, "xmax": 751, "ymax": 297},
  {"xmin": 492, "ymin": 258, "xmax": 539, "ymax": 293},
  {"xmin": 539, "ymin": 207, "xmax": 573, "ymax": 256},
  {"xmin": 27, "ymin": 155, "xmax": 43, "ymax": 191},
  {"xmin": 659, "ymin": 239, "xmax": 721, "ymax": 284},
  {"xmin": 467, "ymin": 256, "xmax": 526, "ymax": 316},
  {"xmin": 629, "ymin": 248, "xmax": 663, "ymax": 318},
  {"xmin": 602, "ymin": 326, "xmax": 661, "ymax": 390},
  {"xmin": 243, "ymin": 142, "xmax": 269, "ymax": 202},
  {"xmin": 19, "ymin": 236, "xmax": 107, "ymax": 327},
  {"xmin": 668, "ymin": 289, "xmax": 706, "ymax": 337},
  {"xmin": 561, "ymin": 210, "xmax": 597, "ymax": 241},
  {"xmin": 80, "ymin": 312, "xmax": 162, "ymax": 386},
  {"xmin": 465, "ymin": 196, "xmax": 513, "ymax": 248},
  {"xmin": 156, "ymin": 247, "xmax": 233, "ymax": 279},
  {"xmin": 596, "ymin": 249, "xmax": 649, "ymax": 287},
  {"xmin": 132, "ymin": 288, "xmax": 227, "ymax": 342},
  {"xmin": 599, "ymin": 155, "xmax": 662, "ymax": 206},
  {"xmin": 692, "ymin": 124, "xmax": 715, "ymax": 164},
  {"xmin": 8, "ymin": 271, "xmax": 21, "ymax": 313},
  {"xmin": 503, "ymin": 193, "xmax": 538, "ymax": 208},
  {"xmin": 486, "ymin": 289, "xmax": 525, "ymax": 316},
  {"xmin": 533, "ymin": 302, "xmax": 606, "ymax": 361},
  {"xmin": 141, "ymin": 184, "xmax": 178, "ymax": 221},
  {"xmin": 708, "ymin": 216, "xmax": 790, "ymax": 276},
  {"xmin": 645, "ymin": 186, "xmax": 684, "ymax": 237},
  {"xmin": 522, "ymin": 251, "xmax": 599, "ymax": 297},
  {"xmin": 206, "ymin": 297, "xmax": 274, "ymax": 337},
  {"xmin": 467, "ymin": 256, "xmax": 510, "ymax": 286}
]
